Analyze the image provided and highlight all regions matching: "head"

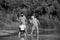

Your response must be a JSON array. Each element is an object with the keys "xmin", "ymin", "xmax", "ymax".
[
  {"xmin": 20, "ymin": 14, "xmax": 24, "ymax": 17},
  {"xmin": 32, "ymin": 16, "xmax": 34, "ymax": 18}
]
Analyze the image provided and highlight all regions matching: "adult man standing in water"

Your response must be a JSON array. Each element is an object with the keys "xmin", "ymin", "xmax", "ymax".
[
  {"xmin": 17, "ymin": 13, "xmax": 27, "ymax": 38},
  {"xmin": 29, "ymin": 14, "xmax": 40, "ymax": 34}
]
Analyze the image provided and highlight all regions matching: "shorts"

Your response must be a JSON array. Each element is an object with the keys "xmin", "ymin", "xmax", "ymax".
[{"xmin": 19, "ymin": 28, "xmax": 25, "ymax": 33}]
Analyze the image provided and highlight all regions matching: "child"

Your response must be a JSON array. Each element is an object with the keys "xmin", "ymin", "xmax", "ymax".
[
  {"xmin": 18, "ymin": 24, "xmax": 26, "ymax": 38},
  {"xmin": 18, "ymin": 14, "xmax": 26, "ymax": 38}
]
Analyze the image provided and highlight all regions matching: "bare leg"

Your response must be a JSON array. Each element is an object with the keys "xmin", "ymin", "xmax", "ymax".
[
  {"xmin": 24, "ymin": 33, "xmax": 26, "ymax": 40},
  {"xmin": 18, "ymin": 32, "xmax": 20, "ymax": 38},
  {"xmin": 21, "ymin": 33, "xmax": 26, "ymax": 40}
]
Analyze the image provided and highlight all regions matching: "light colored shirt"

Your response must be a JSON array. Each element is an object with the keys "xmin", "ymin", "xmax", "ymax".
[
  {"xmin": 19, "ymin": 24, "xmax": 26, "ymax": 30},
  {"xmin": 19, "ymin": 16, "xmax": 26, "ymax": 25},
  {"xmin": 31, "ymin": 16, "xmax": 40, "ymax": 26},
  {"xmin": 30, "ymin": 16, "xmax": 40, "ymax": 32}
]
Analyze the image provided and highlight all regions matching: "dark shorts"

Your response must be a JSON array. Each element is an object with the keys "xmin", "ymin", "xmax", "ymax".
[{"xmin": 19, "ymin": 28, "xmax": 25, "ymax": 33}]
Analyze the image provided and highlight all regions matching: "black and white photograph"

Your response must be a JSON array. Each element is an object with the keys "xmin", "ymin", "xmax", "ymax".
[{"xmin": 0, "ymin": 0, "xmax": 60, "ymax": 40}]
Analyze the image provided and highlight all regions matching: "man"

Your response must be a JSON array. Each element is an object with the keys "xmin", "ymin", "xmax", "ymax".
[
  {"xmin": 18, "ymin": 14, "xmax": 27, "ymax": 38},
  {"xmin": 29, "ymin": 14, "xmax": 40, "ymax": 34},
  {"xmin": 29, "ymin": 14, "xmax": 40, "ymax": 27}
]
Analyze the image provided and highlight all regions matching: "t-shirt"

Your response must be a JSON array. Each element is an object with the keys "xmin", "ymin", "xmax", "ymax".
[
  {"xmin": 30, "ymin": 16, "xmax": 40, "ymax": 27},
  {"xmin": 19, "ymin": 24, "xmax": 26, "ymax": 30},
  {"xmin": 19, "ymin": 16, "xmax": 26, "ymax": 25}
]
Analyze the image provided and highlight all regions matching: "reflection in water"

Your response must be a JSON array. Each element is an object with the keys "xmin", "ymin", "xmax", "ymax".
[{"xmin": 21, "ymin": 37, "xmax": 25, "ymax": 40}]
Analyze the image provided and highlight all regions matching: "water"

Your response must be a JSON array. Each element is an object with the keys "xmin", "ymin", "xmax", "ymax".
[{"xmin": 21, "ymin": 37, "xmax": 25, "ymax": 40}]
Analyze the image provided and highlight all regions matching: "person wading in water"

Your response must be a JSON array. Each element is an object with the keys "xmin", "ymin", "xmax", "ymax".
[
  {"xmin": 17, "ymin": 13, "xmax": 27, "ymax": 38},
  {"xmin": 29, "ymin": 13, "xmax": 40, "ymax": 35}
]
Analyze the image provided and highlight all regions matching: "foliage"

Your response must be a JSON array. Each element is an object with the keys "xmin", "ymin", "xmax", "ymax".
[{"xmin": 0, "ymin": 0, "xmax": 60, "ymax": 34}]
